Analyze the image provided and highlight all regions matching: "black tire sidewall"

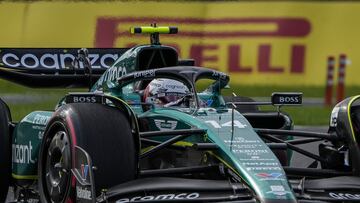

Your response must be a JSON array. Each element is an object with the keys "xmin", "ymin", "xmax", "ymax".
[
  {"xmin": 38, "ymin": 114, "xmax": 74, "ymax": 203},
  {"xmin": 38, "ymin": 103, "xmax": 137, "ymax": 202}
]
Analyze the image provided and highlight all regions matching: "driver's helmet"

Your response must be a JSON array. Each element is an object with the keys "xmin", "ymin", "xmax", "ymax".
[{"xmin": 143, "ymin": 78, "xmax": 189, "ymax": 107}]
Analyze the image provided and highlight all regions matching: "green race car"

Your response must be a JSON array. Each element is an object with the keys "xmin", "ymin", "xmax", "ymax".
[{"xmin": 1, "ymin": 26, "xmax": 360, "ymax": 203}]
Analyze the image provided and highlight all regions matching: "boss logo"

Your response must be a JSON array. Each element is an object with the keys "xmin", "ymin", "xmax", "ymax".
[
  {"xmin": 65, "ymin": 94, "xmax": 103, "ymax": 104},
  {"xmin": 272, "ymin": 92, "xmax": 302, "ymax": 105},
  {"xmin": 72, "ymin": 96, "xmax": 97, "ymax": 103},
  {"xmin": 279, "ymin": 96, "xmax": 299, "ymax": 103}
]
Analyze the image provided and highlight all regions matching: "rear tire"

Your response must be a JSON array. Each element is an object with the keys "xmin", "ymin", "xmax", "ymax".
[
  {"xmin": 0, "ymin": 99, "xmax": 11, "ymax": 202},
  {"xmin": 38, "ymin": 103, "xmax": 138, "ymax": 203}
]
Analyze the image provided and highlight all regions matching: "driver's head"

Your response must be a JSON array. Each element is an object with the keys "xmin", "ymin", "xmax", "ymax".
[{"xmin": 143, "ymin": 78, "xmax": 189, "ymax": 107}]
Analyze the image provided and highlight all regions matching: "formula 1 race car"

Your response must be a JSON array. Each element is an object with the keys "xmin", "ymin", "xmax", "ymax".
[{"xmin": 1, "ymin": 25, "xmax": 360, "ymax": 203}]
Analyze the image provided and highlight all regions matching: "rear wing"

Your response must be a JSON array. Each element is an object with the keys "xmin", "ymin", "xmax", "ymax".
[{"xmin": 0, "ymin": 48, "xmax": 128, "ymax": 88}]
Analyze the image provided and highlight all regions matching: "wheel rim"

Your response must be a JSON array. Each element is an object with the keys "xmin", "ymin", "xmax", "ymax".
[{"xmin": 44, "ymin": 130, "xmax": 71, "ymax": 202}]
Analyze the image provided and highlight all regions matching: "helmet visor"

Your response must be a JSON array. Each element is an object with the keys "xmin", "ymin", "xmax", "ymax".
[{"xmin": 157, "ymin": 92, "xmax": 185, "ymax": 104}]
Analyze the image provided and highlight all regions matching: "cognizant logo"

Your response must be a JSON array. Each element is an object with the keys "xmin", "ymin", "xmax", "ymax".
[
  {"xmin": 12, "ymin": 141, "xmax": 36, "ymax": 164},
  {"xmin": 1, "ymin": 52, "xmax": 119, "ymax": 69}
]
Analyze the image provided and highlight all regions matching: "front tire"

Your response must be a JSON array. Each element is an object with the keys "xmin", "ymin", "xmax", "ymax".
[{"xmin": 38, "ymin": 103, "xmax": 138, "ymax": 202}]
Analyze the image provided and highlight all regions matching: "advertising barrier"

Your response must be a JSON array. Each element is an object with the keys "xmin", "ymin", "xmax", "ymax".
[{"xmin": 1, "ymin": 1, "xmax": 360, "ymax": 86}]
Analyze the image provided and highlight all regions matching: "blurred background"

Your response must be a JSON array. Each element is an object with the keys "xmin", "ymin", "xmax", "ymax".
[{"xmin": 0, "ymin": 0, "xmax": 359, "ymax": 126}]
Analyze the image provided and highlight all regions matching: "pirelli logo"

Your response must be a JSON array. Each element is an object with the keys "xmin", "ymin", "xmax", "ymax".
[
  {"xmin": 95, "ymin": 17, "xmax": 311, "ymax": 74},
  {"xmin": 95, "ymin": 17, "xmax": 310, "ymax": 44}
]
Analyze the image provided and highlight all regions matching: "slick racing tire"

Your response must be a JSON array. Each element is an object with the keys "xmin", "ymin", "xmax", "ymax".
[
  {"xmin": 38, "ymin": 103, "xmax": 137, "ymax": 203},
  {"xmin": 0, "ymin": 99, "xmax": 11, "ymax": 202},
  {"xmin": 223, "ymin": 96, "xmax": 259, "ymax": 113}
]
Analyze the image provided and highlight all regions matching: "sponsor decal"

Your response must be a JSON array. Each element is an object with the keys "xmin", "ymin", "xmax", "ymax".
[
  {"xmin": 205, "ymin": 120, "xmax": 247, "ymax": 129},
  {"xmin": 212, "ymin": 70, "xmax": 228, "ymax": 79},
  {"xmin": 266, "ymin": 185, "xmax": 291, "ymax": 196},
  {"xmin": 76, "ymin": 186, "xmax": 92, "ymax": 200},
  {"xmin": 256, "ymin": 172, "xmax": 284, "ymax": 180},
  {"xmin": 72, "ymin": 96, "xmax": 97, "ymax": 103},
  {"xmin": 330, "ymin": 106, "xmax": 340, "ymax": 127},
  {"xmin": 165, "ymin": 84, "xmax": 187, "ymax": 90},
  {"xmin": 33, "ymin": 114, "xmax": 51, "ymax": 125},
  {"xmin": 224, "ymin": 137, "xmax": 260, "ymax": 144},
  {"xmin": 154, "ymin": 119, "xmax": 178, "ymax": 131},
  {"xmin": 243, "ymin": 162, "xmax": 279, "ymax": 166},
  {"xmin": 116, "ymin": 192, "xmax": 200, "ymax": 202},
  {"xmin": 279, "ymin": 96, "xmax": 299, "ymax": 103},
  {"xmin": 246, "ymin": 167, "xmax": 282, "ymax": 171},
  {"xmin": 232, "ymin": 149, "xmax": 269, "ymax": 155},
  {"xmin": 12, "ymin": 141, "xmax": 36, "ymax": 164},
  {"xmin": 0, "ymin": 49, "xmax": 120, "ymax": 69},
  {"xmin": 81, "ymin": 164, "xmax": 90, "ymax": 181},
  {"xmin": 100, "ymin": 65, "xmax": 127, "ymax": 83},
  {"xmin": 134, "ymin": 69, "xmax": 156, "ymax": 79},
  {"xmin": 240, "ymin": 158, "xmax": 276, "ymax": 161},
  {"xmin": 66, "ymin": 94, "xmax": 103, "ymax": 104},
  {"xmin": 271, "ymin": 93, "xmax": 302, "ymax": 105},
  {"xmin": 329, "ymin": 192, "xmax": 360, "ymax": 200}
]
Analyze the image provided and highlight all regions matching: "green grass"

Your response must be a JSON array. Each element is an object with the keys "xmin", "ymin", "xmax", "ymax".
[
  {"xmin": 1, "ymin": 79, "xmax": 359, "ymax": 125},
  {"xmin": 0, "ymin": 79, "xmax": 86, "ymax": 121}
]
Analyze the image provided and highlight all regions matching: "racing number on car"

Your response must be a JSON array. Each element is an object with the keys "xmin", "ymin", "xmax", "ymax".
[{"xmin": 205, "ymin": 120, "xmax": 247, "ymax": 129}]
